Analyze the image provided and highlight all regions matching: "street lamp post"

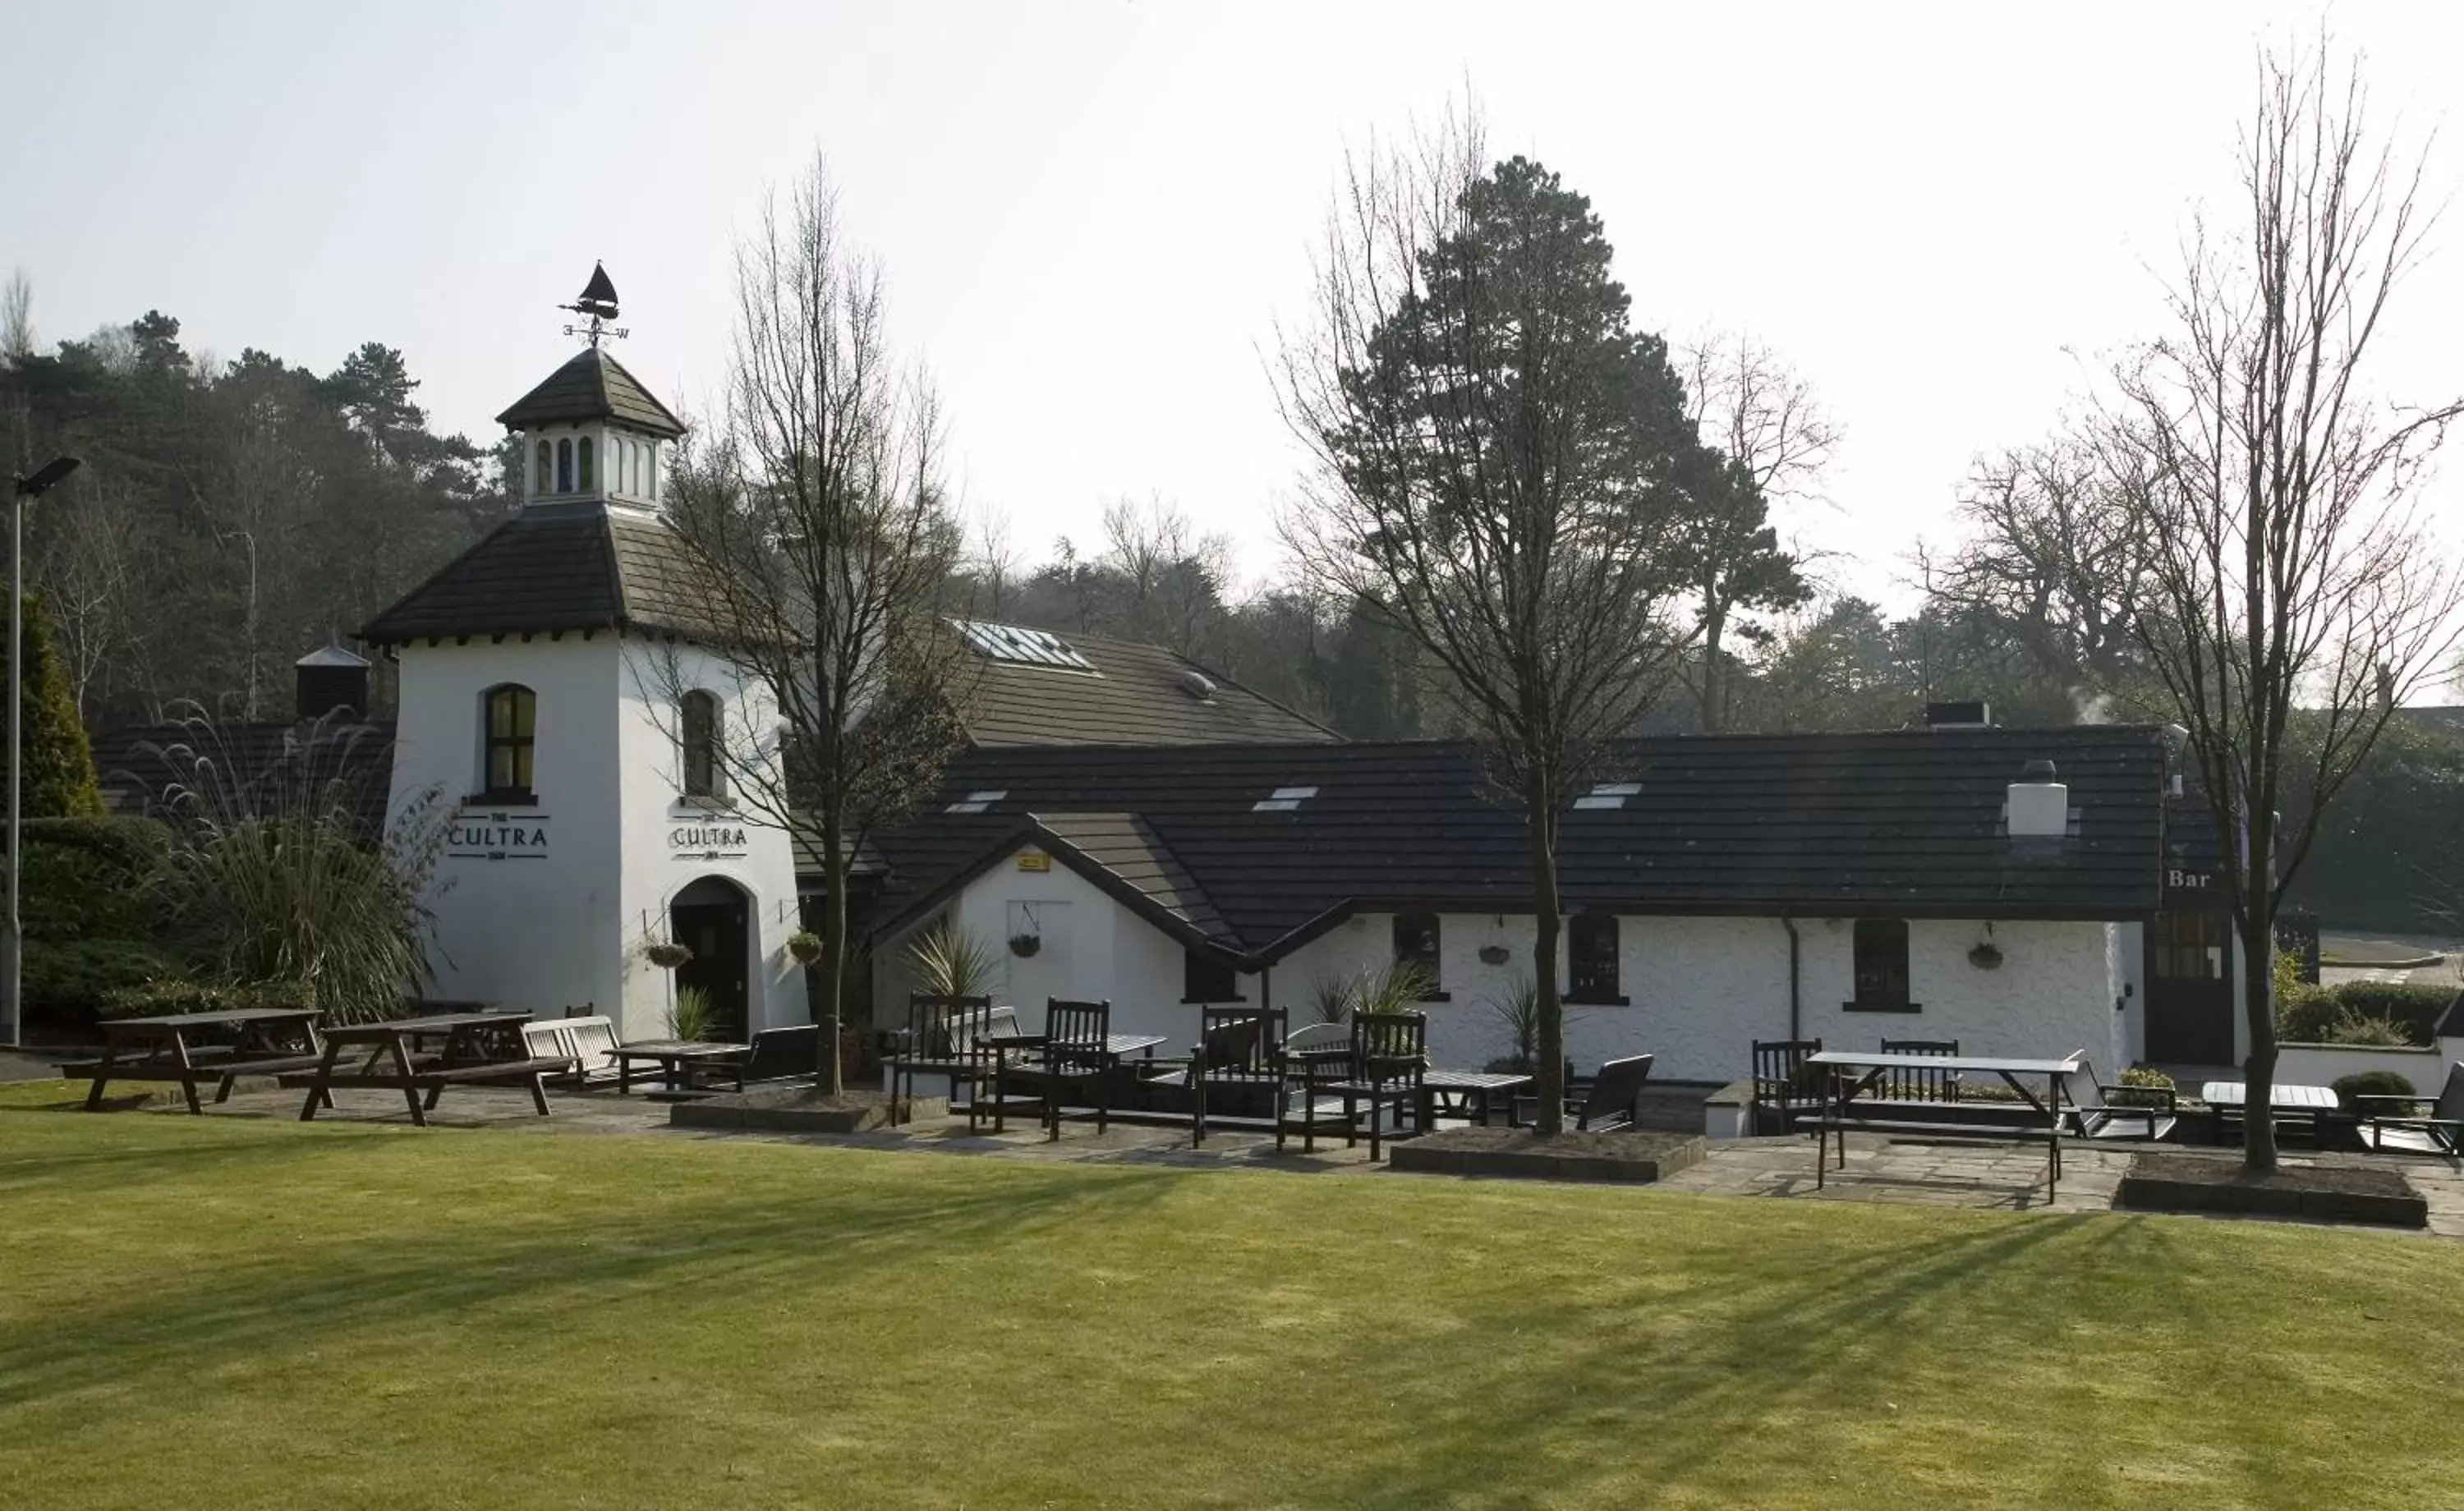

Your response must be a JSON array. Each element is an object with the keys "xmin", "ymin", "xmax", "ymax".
[{"xmin": 2, "ymin": 456, "xmax": 82, "ymax": 1049}]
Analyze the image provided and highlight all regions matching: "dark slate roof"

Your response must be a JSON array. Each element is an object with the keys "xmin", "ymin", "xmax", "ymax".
[
  {"xmin": 90, "ymin": 718, "xmax": 397, "ymax": 835},
  {"xmin": 853, "ymin": 726, "xmax": 2176, "ymax": 963},
  {"xmin": 961, "ymin": 626, "xmax": 1339, "ymax": 747},
  {"xmin": 1032, "ymin": 811, "xmax": 1232, "ymax": 942},
  {"xmin": 494, "ymin": 349, "xmax": 687, "ymax": 439},
  {"xmin": 359, "ymin": 505, "xmax": 724, "ymax": 645}
]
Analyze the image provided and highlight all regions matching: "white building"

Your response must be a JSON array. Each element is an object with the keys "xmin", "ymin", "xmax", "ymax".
[
  {"xmin": 360, "ymin": 346, "xmax": 807, "ymax": 1042},
  {"xmin": 858, "ymin": 711, "xmax": 2233, "ymax": 1085}
]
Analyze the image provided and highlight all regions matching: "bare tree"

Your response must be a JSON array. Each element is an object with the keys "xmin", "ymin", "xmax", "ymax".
[
  {"xmin": 645, "ymin": 155, "xmax": 972, "ymax": 1095},
  {"xmin": 1672, "ymin": 332, "xmax": 1832, "ymax": 729},
  {"xmin": 964, "ymin": 507, "xmax": 1022, "ymax": 621},
  {"xmin": 1097, "ymin": 493, "xmax": 1237, "ymax": 659},
  {"xmin": 2108, "ymin": 42, "xmax": 2464, "ymax": 1173},
  {"xmin": 34, "ymin": 475, "xmax": 146, "ymax": 717},
  {"xmin": 1, "ymin": 269, "xmax": 34, "ymax": 365},
  {"xmin": 1277, "ymin": 113, "xmax": 1696, "ymax": 1134},
  {"xmin": 1924, "ymin": 435, "xmax": 2149, "ymax": 690}
]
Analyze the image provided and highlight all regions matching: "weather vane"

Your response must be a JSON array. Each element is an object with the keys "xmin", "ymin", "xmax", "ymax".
[{"xmin": 559, "ymin": 261, "xmax": 628, "ymax": 347}]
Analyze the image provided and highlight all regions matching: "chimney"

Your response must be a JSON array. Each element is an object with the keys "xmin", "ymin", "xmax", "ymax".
[
  {"xmin": 1925, "ymin": 700, "xmax": 1993, "ymax": 730},
  {"xmin": 295, "ymin": 644, "xmax": 372, "ymax": 720},
  {"xmin": 2007, "ymin": 758, "xmax": 2070, "ymax": 838}
]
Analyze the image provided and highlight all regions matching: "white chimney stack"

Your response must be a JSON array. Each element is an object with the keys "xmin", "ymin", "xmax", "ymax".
[{"xmin": 2007, "ymin": 758, "xmax": 2070, "ymax": 838}]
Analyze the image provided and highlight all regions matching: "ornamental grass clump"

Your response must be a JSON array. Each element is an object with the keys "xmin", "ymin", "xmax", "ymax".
[
  {"xmin": 136, "ymin": 706, "xmax": 453, "ymax": 1024},
  {"xmin": 907, "ymin": 918, "xmax": 1001, "ymax": 1000}
]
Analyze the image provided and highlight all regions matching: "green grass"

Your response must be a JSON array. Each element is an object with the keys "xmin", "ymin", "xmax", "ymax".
[{"xmin": 2, "ymin": 1090, "xmax": 2461, "ymax": 1509}]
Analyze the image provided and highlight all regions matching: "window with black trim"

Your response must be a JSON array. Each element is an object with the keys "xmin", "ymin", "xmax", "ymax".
[
  {"xmin": 481, "ymin": 684, "xmax": 536, "ymax": 800},
  {"xmin": 1393, "ymin": 912, "xmax": 1442, "ymax": 996},
  {"xmin": 1568, "ymin": 913, "xmax": 1623, "ymax": 1003},
  {"xmin": 680, "ymin": 690, "xmax": 723, "ymax": 800},
  {"xmin": 1851, "ymin": 918, "xmax": 1912, "ymax": 1009},
  {"xmin": 577, "ymin": 436, "xmax": 596, "ymax": 493},
  {"xmin": 555, "ymin": 438, "xmax": 574, "ymax": 494},
  {"xmin": 534, "ymin": 439, "xmax": 550, "ymax": 498},
  {"xmin": 1183, "ymin": 948, "xmax": 1239, "ymax": 1004}
]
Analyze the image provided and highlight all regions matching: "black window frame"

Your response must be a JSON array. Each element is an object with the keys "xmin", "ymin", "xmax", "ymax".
[
  {"xmin": 1391, "ymin": 911, "xmax": 1446, "ymax": 999},
  {"xmin": 1566, "ymin": 912, "xmax": 1627, "ymax": 1005},
  {"xmin": 1181, "ymin": 948, "xmax": 1242, "ymax": 1004},
  {"xmin": 480, "ymin": 683, "xmax": 537, "ymax": 802},
  {"xmin": 1848, "ymin": 917, "xmax": 1915, "ymax": 1012},
  {"xmin": 577, "ymin": 434, "xmax": 595, "ymax": 493},
  {"xmin": 680, "ymin": 689, "xmax": 724, "ymax": 801},
  {"xmin": 555, "ymin": 437, "xmax": 574, "ymax": 494}
]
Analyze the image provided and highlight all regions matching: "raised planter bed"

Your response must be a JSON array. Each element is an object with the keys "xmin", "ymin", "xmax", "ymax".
[
  {"xmin": 669, "ymin": 1087, "xmax": 934, "ymax": 1134},
  {"xmin": 2117, "ymin": 1150, "xmax": 2426, "ymax": 1229},
  {"xmin": 1391, "ymin": 1126, "xmax": 1703, "ymax": 1183}
]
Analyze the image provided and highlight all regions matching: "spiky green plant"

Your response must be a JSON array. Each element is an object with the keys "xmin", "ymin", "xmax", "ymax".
[
  {"xmin": 1481, "ymin": 974, "xmax": 1582, "ymax": 1072},
  {"xmin": 1354, "ymin": 958, "xmax": 1437, "ymax": 1017},
  {"xmin": 906, "ymin": 917, "xmax": 1001, "ymax": 999},
  {"xmin": 668, "ymin": 984, "xmax": 722, "ymax": 1042},
  {"xmin": 1304, "ymin": 971, "xmax": 1358, "ymax": 1025},
  {"xmin": 136, "ymin": 705, "xmax": 453, "ymax": 1024}
]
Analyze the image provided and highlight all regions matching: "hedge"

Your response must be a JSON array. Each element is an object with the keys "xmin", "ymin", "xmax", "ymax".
[
  {"xmin": 96, "ymin": 978, "xmax": 318, "ymax": 1021},
  {"xmin": 2277, "ymin": 981, "xmax": 2456, "ymax": 1047}
]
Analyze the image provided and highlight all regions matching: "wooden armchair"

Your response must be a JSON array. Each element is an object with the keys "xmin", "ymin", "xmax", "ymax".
[
  {"xmin": 1517, "ymin": 1053, "xmax": 1657, "ymax": 1132},
  {"xmin": 1189, "ymin": 1005, "xmax": 1288, "ymax": 1147},
  {"xmin": 1331, "ymin": 1010, "xmax": 1427, "ymax": 1163},
  {"xmin": 1749, "ymin": 1038, "xmax": 1824, "ymax": 1136},
  {"xmin": 884, "ymin": 993, "xmax": 999, "ymax": 1127}
]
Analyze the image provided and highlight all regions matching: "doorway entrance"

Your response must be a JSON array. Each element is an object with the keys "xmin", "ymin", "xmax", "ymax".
[
  {"xmin": 670, "ymin": 876, "xmax": 752, "ymax": 1041},
  {"xmin": 2145, "ymin": 907, "xmax": 2235, "ymax": 1064}
]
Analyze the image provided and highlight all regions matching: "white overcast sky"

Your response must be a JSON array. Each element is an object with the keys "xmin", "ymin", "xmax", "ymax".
[{"xmin": 7, "ymin": 0, "xmax": 2462, "ymax": 609}]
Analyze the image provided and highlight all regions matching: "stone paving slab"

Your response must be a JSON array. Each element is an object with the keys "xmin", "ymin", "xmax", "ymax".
[{"xmin": 80, "ymin": 1084, "xmax": 2464, "ymax": 1238}]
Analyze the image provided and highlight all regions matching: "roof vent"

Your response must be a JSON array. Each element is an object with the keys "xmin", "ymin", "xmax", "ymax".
[
  {"xmin": 1179, "ymin": 669, "xmax": 1217, "ymax": 701},
  {"xmin": 1251, "ymin": 785, "xmax": 1318, "ymax": 813},
  {"xmin": 1573, "ymin": 781, "xmax": 1641, "ymax": 811},
  {"xmin": 1926, "ymin": 700, "xmax": 1993, "ymax": 730},
  {"xmin": 2006, "ymin": 760, "xmax": 2070, "ymax": 839},
  {"xmin": 945, "ymin": 789, "xmax": 1008, "ymax": 815}
]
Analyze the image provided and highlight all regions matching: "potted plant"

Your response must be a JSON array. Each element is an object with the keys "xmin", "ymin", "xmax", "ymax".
[
  {"xmin": 1478, "ymin": 944, "xmax": 1510, "ymax": 967},
  {"xmin": 785, "ymin": 930, "xmax": 823, "ymax": 966},
  {"xmin": 907, "ymin": 920, "xmax": 1001, "ymax": 999},
  {"xmin": 1968, "ymin": 925, "xmax": 2003, "ymax": 971},
  {"xmin": 645, "ymin": 939, "xmax": 692, "ymax": 970},
  {"xmin": 1007, "ymin": 931, "xmax": 1042, "ymax": 958}
]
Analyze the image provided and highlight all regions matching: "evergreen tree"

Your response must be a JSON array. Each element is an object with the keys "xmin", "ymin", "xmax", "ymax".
[{"xmin": 1, "ymin": 588, "xmax": 103, "ymax": 815}]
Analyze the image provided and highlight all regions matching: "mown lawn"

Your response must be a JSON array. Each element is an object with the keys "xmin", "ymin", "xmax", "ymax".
[{"xmin": 2, "ymin": 1082, "xmax": 2459, "ymax": 1510}]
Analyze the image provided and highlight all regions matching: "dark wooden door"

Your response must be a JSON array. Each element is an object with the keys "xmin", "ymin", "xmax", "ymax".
[
  {"xmin": 672, "ymin": 898, "xmax": 750, "ymax": 1041},
  {"xmin": 2145, "ymin": 908, "xmax": 2234, "ymax": 1064}
]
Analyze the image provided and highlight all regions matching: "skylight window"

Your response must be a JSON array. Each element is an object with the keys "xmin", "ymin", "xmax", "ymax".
[
  {"xmin": 1251, "ymin": 784, "xmax": 1319, "ymax": 813},
  {"xmin": 945, "ymin": 789, "xmax": 1008, "ymax": 815},
  {"xmin": 953, "ymin": 619, "xmax": 1096, "ymax": 672},
  {"xmin": 1573, "ymin": 781, "xmax": 1641, "ymax": 811}
]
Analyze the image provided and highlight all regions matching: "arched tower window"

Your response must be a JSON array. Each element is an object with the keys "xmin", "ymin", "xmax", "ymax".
[
  {"xmin": 681, "ymin": 690, "xmax": 723, "ymax": 799},
  {"xmin": 534, "ymin": 439, "xmax": 550, "ymax": 498},
  {"xmin": 555, "ymin": 438, "xmax": 574, "ymax": 494},
  {"xmin": 577, "ymin": 436, "xmax": 595, "ymax": 494},
  {"xmin": 649, "ymin": 443, "xmax": 660, "ymax": 502},
  {"xmin": 482, "ymin": 683, "xmax": 538, "ymax": 799}
]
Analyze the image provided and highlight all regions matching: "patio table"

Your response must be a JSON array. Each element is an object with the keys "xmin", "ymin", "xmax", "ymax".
[
  {"xmin": 612, "ymin": 1040, "xmax": 752, "ymax": 1095},
  {"xmin": 297, "ymin": 1011, "xmax": 570, "ymax": 1127},
  {"xmin": 2200, "ymin": 1080, "xmax": 2339, "ymax": 1143},
  {"xmin": 1418, "ymin": 1068, "xmax": 1532, "ymax": 1130},
  {"xmin": 1801, "ymin": 1049, "xmax": 2084, "ymax": 1193},
  {"xmin": 71, "ymin": 1008, "xmax": 324, "ymax": 1115}
]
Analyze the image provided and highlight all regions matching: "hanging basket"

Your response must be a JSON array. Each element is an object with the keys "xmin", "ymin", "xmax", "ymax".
[
  {"xmin": 645, "ymin": 941, "xmax": 693, "ymax": 970},
  {"xmin": 1477, "ymin": 944, "xmax": 1511, "ymax": 967},
  {"xmin": 1008, "ymin": 933, "xmax": 1042, "ymax": 958},
  {"xmin": 785, "ymin": 930, "xmax": 824, "ymax": 965},
  {"xmin": 1967, "ymin": 942, "xmax": 2004, "ymax": 971}
]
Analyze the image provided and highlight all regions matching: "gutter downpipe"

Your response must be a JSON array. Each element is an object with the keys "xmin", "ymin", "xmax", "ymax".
[{"xmin": 1781, "ymin": 916, "xmax": 1801, "ymax": 1042}]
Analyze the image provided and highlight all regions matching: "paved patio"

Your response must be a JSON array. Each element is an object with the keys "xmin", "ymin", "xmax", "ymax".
[{"xmin": 63, "ymin": 1080, "xmax": 2464, "ymax": 1238}]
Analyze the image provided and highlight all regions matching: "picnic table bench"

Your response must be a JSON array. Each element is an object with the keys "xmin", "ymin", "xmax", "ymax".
[
  {"xmin": 1798, "ymin": 1049, "xmax": 2084, "ymax": 1193},
  {"xmin": 297, "ymin": 1012, "xmax": 572, "ymax": 1127},
  {"xmin": 611, "ymin": 1040, "xmax": 753, "ymax": 1095},
  {"xmin": 67, "ymin": 1008, "xmax": 326, "ymax": 1115}
]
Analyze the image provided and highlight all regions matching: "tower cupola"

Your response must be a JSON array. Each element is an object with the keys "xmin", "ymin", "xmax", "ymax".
[{"xmin": 494, "ymin": 264, "xmax": 687, "ymax": 516}]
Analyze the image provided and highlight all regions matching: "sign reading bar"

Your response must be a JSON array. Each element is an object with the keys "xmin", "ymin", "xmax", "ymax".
[
  {"xmin": 448, "ymin": 811, "xmax": 551, "ymax": 861},
  {"xmin": 2166, "ymin": 868, "xmax": 2213, "ymax": 891}
]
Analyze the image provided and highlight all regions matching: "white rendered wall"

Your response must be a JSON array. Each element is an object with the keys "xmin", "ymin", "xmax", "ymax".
[
  {"xmin": 386, "ymin": 632, "xmax": 805, "ymax": 1042},
  {"xmin": 867, "ymin": 880, "xmax": 2137, "ymax": 1085}
]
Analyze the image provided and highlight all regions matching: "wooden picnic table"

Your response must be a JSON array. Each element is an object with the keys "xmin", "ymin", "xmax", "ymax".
[
  {"xmin": 297, "ymin": 1011, "xmax": 572, "ymax": 1127},
  {"xmin": 611, "ymin": 1040, "xmax": 752, "ymax": 1095},
  {"xmin": 1418, "ymin": 1068, "xmax": 1531, "ymax": 1130},
  {"xmin": 1801, "ymin": 1049, "xmax": 2085, "ymax": 1193},
  {"xmin": 70, "ymin": 1008, "xmax": 327, "ymax": 1115}
]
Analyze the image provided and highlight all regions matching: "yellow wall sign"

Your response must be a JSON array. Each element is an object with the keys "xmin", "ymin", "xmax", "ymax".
[{"xmin": 1017, "ymin": 851, "xmax": 1051, "ymax": 872}]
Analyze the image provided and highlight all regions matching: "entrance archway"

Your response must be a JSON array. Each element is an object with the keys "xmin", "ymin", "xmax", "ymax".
[{"xmin": 670, "ymin": 875, "xmax": 752, "ymax": 1041}]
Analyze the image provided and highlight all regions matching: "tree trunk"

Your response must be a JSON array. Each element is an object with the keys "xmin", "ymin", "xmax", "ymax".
[
  {"xmin": 1526, "ymin": 772, "xmax": 1565, "ymax": 1137},
  {"xmin": 1699, "ymin": 593, "xmax": 1727, "ymax": 734},
  {"xmin": 816, "ymin": 817, "xmax": 849, "ymax": 1097},
  {"xmin": 2238, "ymin": 895, "xmax": 2278, "ymax": 1174}
]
